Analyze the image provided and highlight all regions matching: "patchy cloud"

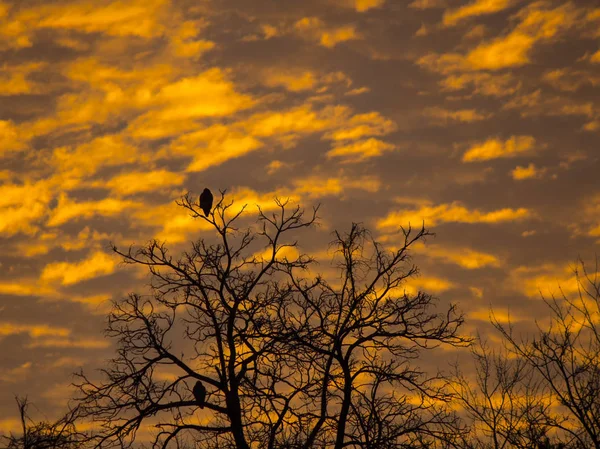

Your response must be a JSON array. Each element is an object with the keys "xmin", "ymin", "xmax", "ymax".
[{"xmin": 462, "ymin": 136, "xmax": 537, "ymax": 162}]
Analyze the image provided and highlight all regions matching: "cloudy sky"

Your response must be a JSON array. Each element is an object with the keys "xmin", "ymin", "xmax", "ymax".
[{"xmin": 1, "ymin": 0, "xmax": 599, "ymax": 432}]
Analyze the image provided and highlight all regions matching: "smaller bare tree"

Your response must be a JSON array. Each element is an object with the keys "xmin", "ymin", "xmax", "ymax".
[
  {"xmin": 451, "ymin": 335, "xmax": 564, "ymax": 449},
  {"xmin": 0, "ymin": 397, "xmax": 83, "ymax": 449},
  {"xmin": 493, "ymin": 258, "xmax": 600, "ymax": 449}
]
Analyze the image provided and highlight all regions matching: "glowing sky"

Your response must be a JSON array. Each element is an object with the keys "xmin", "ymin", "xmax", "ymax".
[{"xmin": 1, "ymin": 0, "xmax": 600, "ymax": 430}]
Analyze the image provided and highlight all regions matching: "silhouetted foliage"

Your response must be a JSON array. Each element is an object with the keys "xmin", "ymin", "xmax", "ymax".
[
  {"xmin": 0, "ymin": 397, "xmax": 83, "ymax": 449},
  {"xmin": 72, "ymin": 192, "xmax": 470, "ymax": 448}
]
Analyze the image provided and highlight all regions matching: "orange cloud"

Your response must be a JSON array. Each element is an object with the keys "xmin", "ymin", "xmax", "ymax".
[
  {"xmin": 0, "ymin": 62, "xmax": 46, "ymax": 94},
  {"xmin": 47, "ymin": 194, "xmax": 136, "ymax": 227},
  {"xmin": 106, "ymin": 170, "xmax": 186, "ymax": 195},
  {"xmin": 466, "ymin": 32, "xmax": 534, "ymax": 70},
  {"xmin": 404, "ymin": 276, "xmax": 455, "ymax": 295},
  {"xmin": 170, "ymin": 20, "xmax": 215, "ymax": 58},
  {"xmin": 510, "ymin": 263, "xmax": 582, "ymax": 298},
  {"xmin": 128, "ymin": 68, "xmax": 255, "ymax": 138},
  {"xmin": 419, "ymin": 2, "xmax": 580, "ymax": 73},
  {"xmin": 52, "ymin": 135, "xmax": 145, "ymax": 184},
  {"xmin": 326, "ymin": 138, "xmax": 395, "ymax": 163},
  {"xmin": 354, "ymin": 0, "xmax": 386, "ymax": 12},
  {"xmin": 423, "ymin": 106, "xmax": 490, "ymax": 123},
  {"xmin": 262, "ymin": 70, "xmax": 317, "ymax": 92},
  {"xmin": 169, "ymin": 125, "xmax": 263, "ymax": 172},
  {"xmin": 294, "ymin": 17, "xmax": 360, "ymax": 48},
  {"xmin": 0, "ymin": 322, "xmax": 70, "ymax": 338},
  {"xmin": 511, "ymin": 163, "xmax": 546, "ymax": 180},
  {"xmin": 409, "ymin": 0, "xmax": 447, "ymax": 9},
  {"xmin": 325, "ymin": 111, "xmax": 397, "ymax": 141},
  {"xmin": 377, "ymin": 201, "xmax": 531, "ymax": 229},
  {"xmin": 0, "ymin": 120, "xmax": 25, "ymax": 155},
  {"xmin": 0, "ymin": 181, "xmax": 52, "ymax": 236},
  {"xmin": 443, "ymin": 0, "xmax": 515, "ymax": 26},
  {"xmin": 35, "ymin": 0, "xmax": 168, "ymax": 38},
  {"xmin": 40, "ymin": 251, "xmax": 116, "ymax": 286},
  {"xmin": 462, "ymin": 135, "xmax": 537, "ymax": 162},
  {"xmin": 293, "ymin": 175, "xmax": 381, "ymax": 198},
  {"xmin": 27, "ymin": 337, "xmax": 111, "ymax": 349},
  {"xmin": 417, "ymin": 243, "xmax": 502, "ymax": 269}
]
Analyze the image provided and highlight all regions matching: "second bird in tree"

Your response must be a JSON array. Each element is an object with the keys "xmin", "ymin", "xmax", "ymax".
[
  {"xmin": 192, "ymin": 381, "xmax": 206, "ymax": 409},
  {"xmin": 199, "ymin": 188, "xmax": 213, "ymax": 217}
]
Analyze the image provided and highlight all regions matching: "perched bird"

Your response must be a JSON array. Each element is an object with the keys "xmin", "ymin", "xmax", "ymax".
[
  {"xmin": 192, "ymin": 381, "xmax": 206, "ymax": 408},
  {"xmin": 199, "ymin": 188, "xmax": 213, "ymax": 217}
]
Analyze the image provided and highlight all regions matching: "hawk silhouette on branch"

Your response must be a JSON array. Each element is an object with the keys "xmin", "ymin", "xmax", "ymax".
[
  {"xmin": 192, "ymin": 381, "xmax": 206, "ymax": 409},
  {"xmin": 199, "ymin": 188, "xmax": 213, "ymax": 217}
]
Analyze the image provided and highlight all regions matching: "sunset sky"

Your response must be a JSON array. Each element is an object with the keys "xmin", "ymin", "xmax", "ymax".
[{"xmin": 1, "ymin": 0, "xmax": 600, "ymax": 432}]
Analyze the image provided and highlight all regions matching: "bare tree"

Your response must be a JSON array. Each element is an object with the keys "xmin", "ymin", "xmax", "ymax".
[
  {"xmin": 278, "ymin": 223, "xmax": 470, "ymax": 448},
  {"xmin": 73, "ymin": 192, "xmax": 469, "ymax": 448},
  {"xmin": 451, "ymin": 336, "xmax": 565, "ymax": 449},
  {"xmin": 0, "ymin": 397, "xmax": 83, "ymax": 449},
  {"xmin": 492, "ymin": 258, "xmax": 600, "ymax": 449}
]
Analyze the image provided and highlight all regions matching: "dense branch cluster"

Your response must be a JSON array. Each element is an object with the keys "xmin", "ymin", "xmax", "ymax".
[
  {"xmin": 71, "ymin": 192, "xmax": 469, "ymax": 449},
  {"xmin": 9, "ymin": 194, "xmax": 600, "ymax": 449}
]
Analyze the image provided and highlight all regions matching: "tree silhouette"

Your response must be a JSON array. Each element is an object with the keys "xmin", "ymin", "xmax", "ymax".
[
  {"xmin": 452, "ymin": 337, "xmax": 563, "ymax": 449},
  {"xmin": 73, "ymin": 192, "xmax": 470, "ymax": 448},
  {"xmin": 451, "ymin": 258, "xmax": 600, "ymax": 449},
  {"xmin": 492, "ymin": 258, "xmax": 600, "ymax": 449},
  {"xmin": 1, "ymin": 397, "xmax": 83, "ymax": 449}
]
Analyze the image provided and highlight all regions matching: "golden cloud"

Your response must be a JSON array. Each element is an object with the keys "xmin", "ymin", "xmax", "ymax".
[
  {"xmin": 47, "ymin": 194, "xmax": 136, "ymax": 227},
  {"xmin": 0, "ymin": 180, "xmax": 52, "ymax": 236},
  {"xmin": 0, "ymin": 322, "xmax": 70, "ymax": 338},
  {"xmin": 354, "ymin": 0, "xmax": 386, "ymax": 12},
  {"xmin": 262, "ymin": 70, "xmax": 317, "ymax": 92},
  {"xmin": 52, "ymin": 135, "xmax": 145, "ymax": 182},
  {"xmin": 510, "ymin": 263, "xmax": 582, "ymax": 298},
  {"xmin": 423, "ymin": 106, "xmax": 490, "ymax": 123},
  {"xmin": 169, "ymin": 125, "xmax": 263, "ymax": 172},
  {"xmin": 542, "ymin": 68, "xmax": 600, "ymax": 92},
  {"xmin": 462, "ymin": 135, "xmax": 537, "ymax": 162},
  {"xmin": 246, "ymin": 104, "xmax": 350, "ymax": 139},
  {"xmin": 419, "ymin": 2, "xmax": 580, "ymax": 73},
  {"xmin": 293, "ymin": 175, "xmax": 381, "ymax": 198},
  {"xmin": 0, "ymin": 0, "xmax": 171, "ymax": 52},
  {"xmin": 469, "ymin": 308, "xmax": 524, "ymax": 324},
  {"xmin": 0, "ymin": 62, "xmax": 46, "ymax": 94},
  {"xmin": 35, "ymin": 0, "xmax": 168, "ymax": 38},
  {"xmin": 27, "ymin": 337, "xmax": 111, "ymax": 349},
  {"xmin": 0, "ymin": 120, "xmax": 25, "ymax": 155},
  {"xmin": 294, "ymin": 17, "xmax": 360, "ymax": 48},
  {"xmin": 467, "ymin": 2, "xmax": 578, "ymax": 70},
  {"xmin": 409, "ymin": 0, "xmax": 447, "ymax": 9},
  {"xmin": 443, "ymin": 0, "xmax": 515, "ymax": 26},
  {"xmin": 128, "ymin": 68, "xmax": 255, "ymax": 138},
  {"xmin": 106, "ymin": 170, "xmax": 186, "ymax": 196},
  {"xmin": 377, "ymin": 201, "xmax": 531, "ymax": 229},
  {"xmin": 404, "ymin": 276, "xmax": 455, "ymax": 295},
  {"xmin": 40, "ymin": 250, "xmax": 116, "ymax": 286},
  {"xmin": 324, "ymin": 111, "xmax": 397, "ymax": 141},
  {"xmin": 511, "ymin": 163, "xmax": 546, "ymax": 180},
  {"xmin": 170, "ymin": 20, "xmax": 215, "ymax": 58},
  {"xmin": 326, "ymin": 138, "xmax": 395, "ymax": 163},
  {"xmin": 466, "ymin": 32, "xmax": 534, "ymax": 70},
  {"xmin": 417, "ymin": 243, "xmax": 502, "ymax": 269}
]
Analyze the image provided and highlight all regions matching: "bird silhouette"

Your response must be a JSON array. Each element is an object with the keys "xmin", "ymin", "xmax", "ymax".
[
  {"xmin": 199, "ymin": 188, "xmax": 213, "ymax": 217},
  {"xmin": 192, "ymin": 381, "xmax": 206, "ymax": 408}
]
